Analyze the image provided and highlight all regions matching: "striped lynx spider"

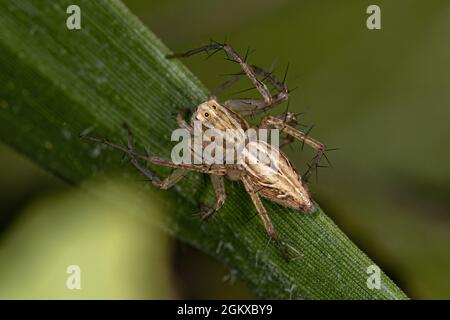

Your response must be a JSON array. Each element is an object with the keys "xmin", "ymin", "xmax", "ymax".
[{"xmin": 82, "ymin": 43, "xmax": 330, "ymax": 247}]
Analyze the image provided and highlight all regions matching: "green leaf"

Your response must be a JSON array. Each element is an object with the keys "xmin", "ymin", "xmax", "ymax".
[{"xmin": 0, "ymin": 0, "xmax": 407, "ymax": 299}]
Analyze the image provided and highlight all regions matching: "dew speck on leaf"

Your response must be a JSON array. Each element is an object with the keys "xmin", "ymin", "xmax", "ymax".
[{"xmin": 222, "ymin": 269, "xmax": 237, "ymax": 285}]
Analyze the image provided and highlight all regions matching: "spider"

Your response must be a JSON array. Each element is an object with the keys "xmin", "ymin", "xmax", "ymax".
[{"xmin": 81, "ymin": 42, "xmax": 329, "ymax": 249}]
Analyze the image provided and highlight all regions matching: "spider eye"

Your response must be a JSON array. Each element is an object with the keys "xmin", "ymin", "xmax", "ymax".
[
  {"xmin": 212, "ymin": 105, "xmax": 217, "ymax": 109},
  {"xmin": 204, "ymin": 112, "xmax": 209, "ymax": 117}
]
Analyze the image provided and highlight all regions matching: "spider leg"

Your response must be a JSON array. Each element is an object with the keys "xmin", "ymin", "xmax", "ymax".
[
  {"xmin": 211, "ymin": 73, "xmax": 244, "ymax": 98},
  {"xmin": 222, "ymin": 64, "xmax": 289, "ymax": 116},
  {"xmin": 176, "ymin": 108, "xmax": 193, "ymax": 133},
  {"xmin": 167, "ymin": 42, "xmax": 288, "ymax": 114},
  {"xmin": 168, "ymin": 43, "xmax": 272, "ymax": 104},
  {"xmin": 82, "ymin": 126, "xmax": 233, "ymax": 222},
  {"xmin": 241, "ymin": 176, "xmax": 277, "ymax": 240},
  {"xmin": 260, "ymin": 115, "xmax": 325, "ymax": 152},
  {"xmin": 241, "ymin": 176, "xmax": 299, "ymax": 260},
  {"xmin": 121, "ymin": 124, "xmax": 186, "ymax": 187},
  {"xmin": 166, "ymin": 43, "xmax": 224, "ymax": 60},
  {"xmin": 199, "ymin": 176, "xmax": 227, "ymax": 220},
  {"xmin": 81, "ymin": 133, "xmax": 228, "ymax": 176},
  {"xmin": 259, "ymin": 115, "xmax": 327, "ymax": 180},
  {"xmin": 259, "ymin": 111, "xmax": 300, "ymax": 149}
]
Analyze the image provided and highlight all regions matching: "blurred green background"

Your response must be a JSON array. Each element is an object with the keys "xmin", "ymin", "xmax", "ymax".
[{"xmin": 1, "ymin": 0, "xmax": 449, "ymax": 299}]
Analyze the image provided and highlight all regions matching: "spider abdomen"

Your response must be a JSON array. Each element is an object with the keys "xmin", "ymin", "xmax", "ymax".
[{"xmin": 242, "ymin": 141, "xmax": 316, "ymax": 213}]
